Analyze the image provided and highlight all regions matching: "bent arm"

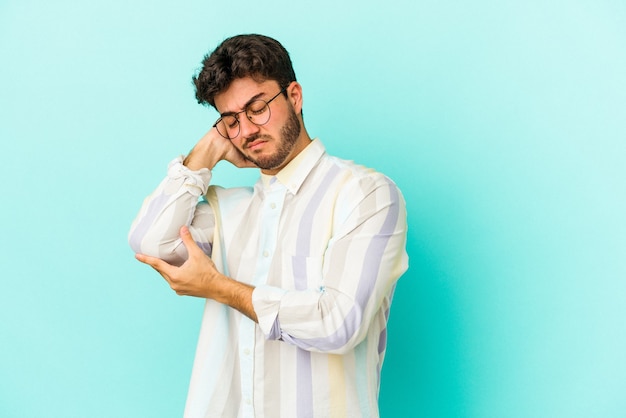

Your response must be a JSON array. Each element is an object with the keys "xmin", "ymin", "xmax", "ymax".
[
  {"xmin": 128, "ymin": 157, "xmax": 214, "ymax": 266},
  {"xmin": 128, "ymin": 128, "xmax": 255, "ymax": 265},
  {"xmin": 253, "ymin": 177, "xmax": 409, "ymax": 354}
]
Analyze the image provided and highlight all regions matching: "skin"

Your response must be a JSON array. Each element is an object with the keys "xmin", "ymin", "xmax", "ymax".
[{"xmin": 136, "ymin": 77, "xmax": 312, "ymax": 322}]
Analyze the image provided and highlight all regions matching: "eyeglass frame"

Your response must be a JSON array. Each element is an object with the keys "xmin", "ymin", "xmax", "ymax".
[{"xmin": 212, "ymin": 87, "xmax": 288, "ymax": 140}]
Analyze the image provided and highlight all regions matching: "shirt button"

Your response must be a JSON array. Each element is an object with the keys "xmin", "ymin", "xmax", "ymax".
[
  {"xmin": 243, "ymin": 348, "xmax": 251, "ymax": 355},
  {"xmin": 270, "ymin": 202, "xmax": 276, "ymax": 209},
  {"xmin": 263, "ymin": 250, "xmax": 269, "ymax": 258},
  {"xmin": 246, "ymin": 398, "xmax": 252, "ymax": 405}
]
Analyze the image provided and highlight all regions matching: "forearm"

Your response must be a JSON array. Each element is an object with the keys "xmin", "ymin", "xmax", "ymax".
[
  {"xmin": 212, "ymin": 275, "xmax": 258, "ymax": 323},
  {"xmin": 182, "ymin": 127, "xmax": 255, "ymax": 170},
  {"xmin": 253, "ymin": 259, "xmax": 401, "ymax": 354},
  {"xmin": 128, "ymin": 157, "xmax": 212, "ymax": 263},
  {"xmin": 183, "ymin": 146, "xmax": 221, "ymax": 171},
  {"xmin": 139, "ymin": 224, "xmax": 259, "ymax": 322},
  {"xmin": 253, "ymin": 233, "xmax": 406, "ymax": 354}
]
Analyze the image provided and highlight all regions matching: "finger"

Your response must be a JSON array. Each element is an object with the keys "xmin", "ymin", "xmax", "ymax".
[
  {"xmin": 232, "ymin": 153, "xmax": 259, "ymax": 168},
  {"xmin": 240, "ymin": 158, "xmax": 259, "ymax": 169},
  {"xmin": 179, "ymin": 226, "xmax": 202, "ymax": 256},
  {"xmin": 225, "ymin": 146, "xmax": 256, "ymax": 168},
  {"xmin": 135, "ymin": 253, "xmax": 173, "ymax": 276}
]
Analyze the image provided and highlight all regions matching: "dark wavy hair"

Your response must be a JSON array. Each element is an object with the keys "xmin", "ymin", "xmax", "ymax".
[{"xmin": 192, "ymin": 34, "xmax": 297, "ymax": 108}]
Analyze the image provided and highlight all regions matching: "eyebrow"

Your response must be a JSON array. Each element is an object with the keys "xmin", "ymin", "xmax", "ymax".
[{"xmin": 220, "ymin": 92, "xmax": 267, "ymax": 117}]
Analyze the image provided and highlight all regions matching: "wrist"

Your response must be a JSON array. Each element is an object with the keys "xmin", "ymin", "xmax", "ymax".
[
  {"xmin": 183, "ymin": 139, "xmax": 224, "ymax": 171},
  {"xmin": 212, "ymin": 274, "xmax": 257, "ymax": 322},
  {"xmin": 183, "ymin": 154, "xmax": 219, "ymax": 171}
]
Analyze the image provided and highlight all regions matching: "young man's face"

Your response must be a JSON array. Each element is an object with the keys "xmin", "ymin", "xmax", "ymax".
[{"xmin": 214, "ymin": 77, "xmax": 306, "ymax": 175}]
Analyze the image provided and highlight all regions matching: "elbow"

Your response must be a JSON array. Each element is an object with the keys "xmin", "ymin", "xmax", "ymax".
[
  {"xmin": 323, "ymin": 322, "xmax": 365, "ymax": 355},
  {"xmin": 128, "ymin": 228, "xmax": 143, "ymax": 255},
  {"xmin": 281, "ymin": 331, "xmax": 360, "ymax": 355},
  {"xmin": 127, "ymin": 227, "xmax": 187, "ymax": 266},
  {"xmin": 295, "ymin": 327, "xmax": 363, "ymax": 355},
  {"xmin": 128, "ymin": 223, "xmax": 159, "ymax": 256},
  {"xmin": 284, "ymin": 307, "xmax": 366, "ymax": 355}
]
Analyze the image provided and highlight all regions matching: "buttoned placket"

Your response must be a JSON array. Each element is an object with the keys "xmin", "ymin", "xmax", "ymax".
[{"xmin": 238, "ymin": 178, "xmax": 287, "ymax": 417}]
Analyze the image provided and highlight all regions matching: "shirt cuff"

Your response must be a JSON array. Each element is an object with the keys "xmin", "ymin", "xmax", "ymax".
[
  {"xmin": 167, "ymin": 156, "xmax": 212, "ymax": 196},
  {"xmin": 252, "ymin": 284, "xmax": 288, "ymax": 340}
]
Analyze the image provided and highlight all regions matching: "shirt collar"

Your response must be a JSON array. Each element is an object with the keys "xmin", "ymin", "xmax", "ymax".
[{"xmin": 259, "ymin": 138, "xmax": 325, "ymax": 194}]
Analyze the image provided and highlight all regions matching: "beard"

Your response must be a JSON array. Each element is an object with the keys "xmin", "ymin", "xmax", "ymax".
[{"xmin": 244, "ymin": 107, "xmax": 301, "ymax": 170}]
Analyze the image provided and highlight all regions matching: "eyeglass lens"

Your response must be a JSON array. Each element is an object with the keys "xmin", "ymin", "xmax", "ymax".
[{"xmin": 216, "ymin": 100, "xmax": 271, "ymax": 139}]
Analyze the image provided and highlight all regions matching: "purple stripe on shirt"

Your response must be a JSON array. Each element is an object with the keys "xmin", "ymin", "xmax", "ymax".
[
  {"xmin": 128, "ymin": 192, "xmax": 170, "ymax": 253},
  {"xmin": 196, "ymin": 241, "xmax": 212, "ymax": 255},
  {"xmin": 293, "ymin": 164, "xmax": 342, "ymax": 290},
  {"xmin": 377, "ymin": 327, "xmax": 387, "ymax": 354},
  {"xmin": 296, "ymin": 348, "xmax": 313, "ymax": 418},
  {"xmin": 379, "ymin": 290, "xmax": 394, "ymax": 354}
]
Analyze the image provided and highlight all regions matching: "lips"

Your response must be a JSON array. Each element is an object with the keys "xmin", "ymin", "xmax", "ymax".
[{"xmin": 246, "ymin": 137, "xmax": 268, "ymax": 151}]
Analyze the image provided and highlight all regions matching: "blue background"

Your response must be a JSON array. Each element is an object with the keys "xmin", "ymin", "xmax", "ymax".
[{"xmin": 1, "ymin": 1, "xmax": 625, "ymax": 416}]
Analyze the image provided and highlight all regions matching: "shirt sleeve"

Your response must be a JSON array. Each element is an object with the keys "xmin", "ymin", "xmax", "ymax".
[
  {"xmin": 252, "ymin": 174, "xmax": 409, "ymax": 354},
  {"xmin": 128, "ymin": 156, "xmax": 216, "ymax": 266}
]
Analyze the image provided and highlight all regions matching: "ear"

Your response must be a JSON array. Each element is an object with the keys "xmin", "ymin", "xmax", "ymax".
[{"xmin": 286, "ymin": 81, "xmax": 303, "ymax": 115}]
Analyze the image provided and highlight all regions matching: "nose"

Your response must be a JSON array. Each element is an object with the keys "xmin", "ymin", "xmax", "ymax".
[{"xmin": 239, "ymin": 114, "xmax": 261, "ymax": 140}]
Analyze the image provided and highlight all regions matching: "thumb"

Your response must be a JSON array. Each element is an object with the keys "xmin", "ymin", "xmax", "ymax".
[{"xmin": 180, "ymin": 226, "xmax": 201, "ymax": 255}]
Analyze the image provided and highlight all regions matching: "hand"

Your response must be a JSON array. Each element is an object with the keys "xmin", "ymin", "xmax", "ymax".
[
  {"xmin": 184, "ymin": 128, "xmax": 258, "ymax": 170},
  {"xmin": 135, "ymin": 226, "xmax": 258, "ymax": 322},
  {"xmin": 135, "ymin": 226, "xmax": 221, "ymax": 298}
]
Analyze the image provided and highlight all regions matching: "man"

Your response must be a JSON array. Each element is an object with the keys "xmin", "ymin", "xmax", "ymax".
[{"xmin": 129, "ymin": 34, "xmax": 408, "ymax": 418}]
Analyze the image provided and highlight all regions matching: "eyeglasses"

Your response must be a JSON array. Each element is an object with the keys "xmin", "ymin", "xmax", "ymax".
[{"xmin": 213, "ymin": 87, "xmax": 287, "ymax": 139}]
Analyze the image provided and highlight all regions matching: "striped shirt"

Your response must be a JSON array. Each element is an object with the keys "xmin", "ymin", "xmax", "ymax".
[{"xmin": 128, "ymin": 139, "xmax": 408, "ymax": 418}]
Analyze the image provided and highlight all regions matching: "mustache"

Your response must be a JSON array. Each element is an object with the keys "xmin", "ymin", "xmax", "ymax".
[{"xmin": 244, "ymin": 134, "xmax": 270, "ymax": 147}]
